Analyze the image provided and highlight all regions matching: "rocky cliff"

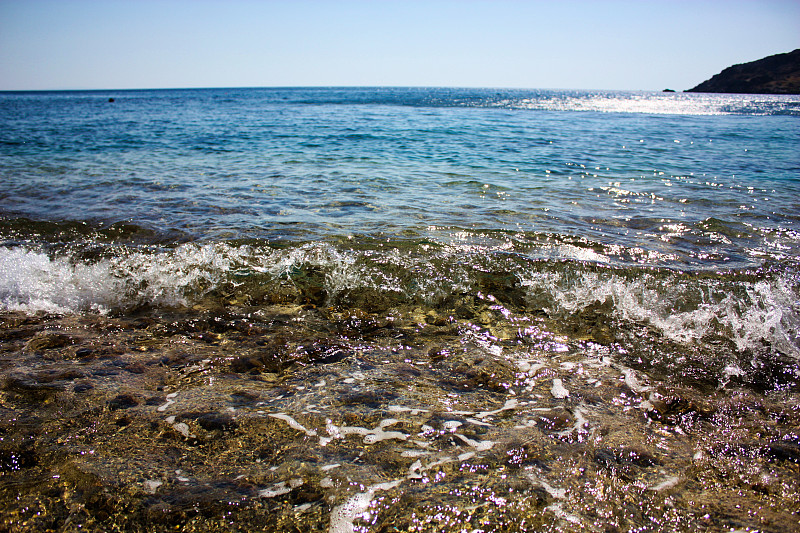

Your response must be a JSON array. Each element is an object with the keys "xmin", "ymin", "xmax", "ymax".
[{"xmin": 687, "ymin": 49, "xmax": 800, "ymax": 94}]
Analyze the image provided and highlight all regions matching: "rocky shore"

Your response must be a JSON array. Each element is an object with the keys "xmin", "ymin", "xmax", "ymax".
[{"xmin": 687, "ymin": 49, "xmax": 800, "ymax": 94}]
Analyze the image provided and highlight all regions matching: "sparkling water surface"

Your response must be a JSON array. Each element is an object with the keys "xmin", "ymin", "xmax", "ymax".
[
  {"xmin": 2, "ymin": 88, "xmax": 798, "ymax": 262},
  {"xmin": 0, "ymin": 88, "xmax": 799, "ymax": 532}
]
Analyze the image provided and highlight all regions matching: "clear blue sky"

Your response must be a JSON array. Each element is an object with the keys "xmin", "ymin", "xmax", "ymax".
[{"xmin": 1, "ymin": 0, "xmax": 798, "ymax": 91}]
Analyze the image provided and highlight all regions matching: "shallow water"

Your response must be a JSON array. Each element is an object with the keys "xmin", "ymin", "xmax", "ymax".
[{"xmin": 1, "ymin": 88, "xmax": 799, "ymax": 532}]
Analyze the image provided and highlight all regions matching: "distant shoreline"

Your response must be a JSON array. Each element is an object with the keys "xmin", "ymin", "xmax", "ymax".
[
  {"xmin": 686, "ymin": 49, "xmax": 800, "ymax": 95},
  {"xmin": 5, "ymin": 85, "xmax": 795, "ymax": 95}
]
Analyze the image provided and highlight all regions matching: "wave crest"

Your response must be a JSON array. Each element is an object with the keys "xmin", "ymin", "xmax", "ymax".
[{"xmin": 1, "ymin": 242, "xmax": 797, "ymax": 361}]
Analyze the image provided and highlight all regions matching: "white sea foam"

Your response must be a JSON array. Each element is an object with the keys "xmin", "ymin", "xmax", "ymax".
[
  {"xmin": 268, "ymin": 413, "xmax": 318, "ymax": 437},
  {"xmin": 0, "ymin": 247, "xmax": 122, "ymax": 313},
  {"xmin": 648, "ymin": 475, "xmax": 681, "ymax": 492},
  {"xmin": 551, "ymin": 379, "xmax": 569, "ymax": 399},
  {"xmin": 455, "ymin": 434, "xmax": 495, "ymax": 452},
  {"xmin": 0, "ymin": 244, "xmax": 244, "ymax": 313},
  {"xmin": 329, "ymin": 480, "xmax": 401, "ymax": 533},
  {"xmin": 327, "ymin": 418, "xmax": 408, "ymax": 445},
  {"xmin": 620, "ymin": 368, "xmax": 649, "ymax": 394},
  {"xmin": 475, "ymin": 399, "xmax": 518, "ymax": 419},
  {"xmin": 520, "ymin": 268, "xmax": 800, "ymax": 359},
  {"xmin": 545, "ymin": 503, "xmax": 583, "ymax": 525},
  {"xmin": 258, "ymin": 478, "xmax": 304, "ymax": 498},
  {"xmin": 526, "ymin": 471, "xmax": 566, "ymax": 500}
]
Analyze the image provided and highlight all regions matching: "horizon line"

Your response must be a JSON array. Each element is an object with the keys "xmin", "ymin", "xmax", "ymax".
[{"xmin": 0, "ymin": 84, "xmax": 683, "ymax": 93}]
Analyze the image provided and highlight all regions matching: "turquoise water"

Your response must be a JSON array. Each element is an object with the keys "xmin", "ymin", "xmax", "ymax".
[
  {"xmin": 1, "ymin": 88, "xmax": 799, "ymax": 532},
  {"xmin": 2, "ymin": 88, "xmax": 798, "ymax": 258}
]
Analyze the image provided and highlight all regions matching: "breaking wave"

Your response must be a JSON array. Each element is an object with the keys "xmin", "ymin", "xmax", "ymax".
[{"xmin": 1, "ymin": 241, "xmax": 797, "ymax": 361}]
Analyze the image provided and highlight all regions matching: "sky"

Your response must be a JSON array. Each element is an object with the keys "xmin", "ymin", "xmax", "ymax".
[{"xmin": 0, "ymin": 0, "xmax": 798, "ymax": 91}]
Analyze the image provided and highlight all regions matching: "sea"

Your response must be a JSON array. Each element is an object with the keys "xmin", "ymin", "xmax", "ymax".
[{"xmin": 0, "ymin": 87, "xmax": 798, "ymax": 532}]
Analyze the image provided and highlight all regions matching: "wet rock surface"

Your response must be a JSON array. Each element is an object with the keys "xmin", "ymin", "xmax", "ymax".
[{"xmin": 1, "ymin": 304, "xmax": 798, "ymax": 532}]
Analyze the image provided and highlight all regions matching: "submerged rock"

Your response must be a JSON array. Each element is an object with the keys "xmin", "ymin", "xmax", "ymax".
[
  {"xmin": 107, "ymin": 393, "xmax": 141, "ymax": 410},
  {"xmin": 0, "ymin": 304, "xmax": 798, "ymax": 533},
  {"xmin": 23, "ymin": 332, "xmax": 75, "ymax": 353}
]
